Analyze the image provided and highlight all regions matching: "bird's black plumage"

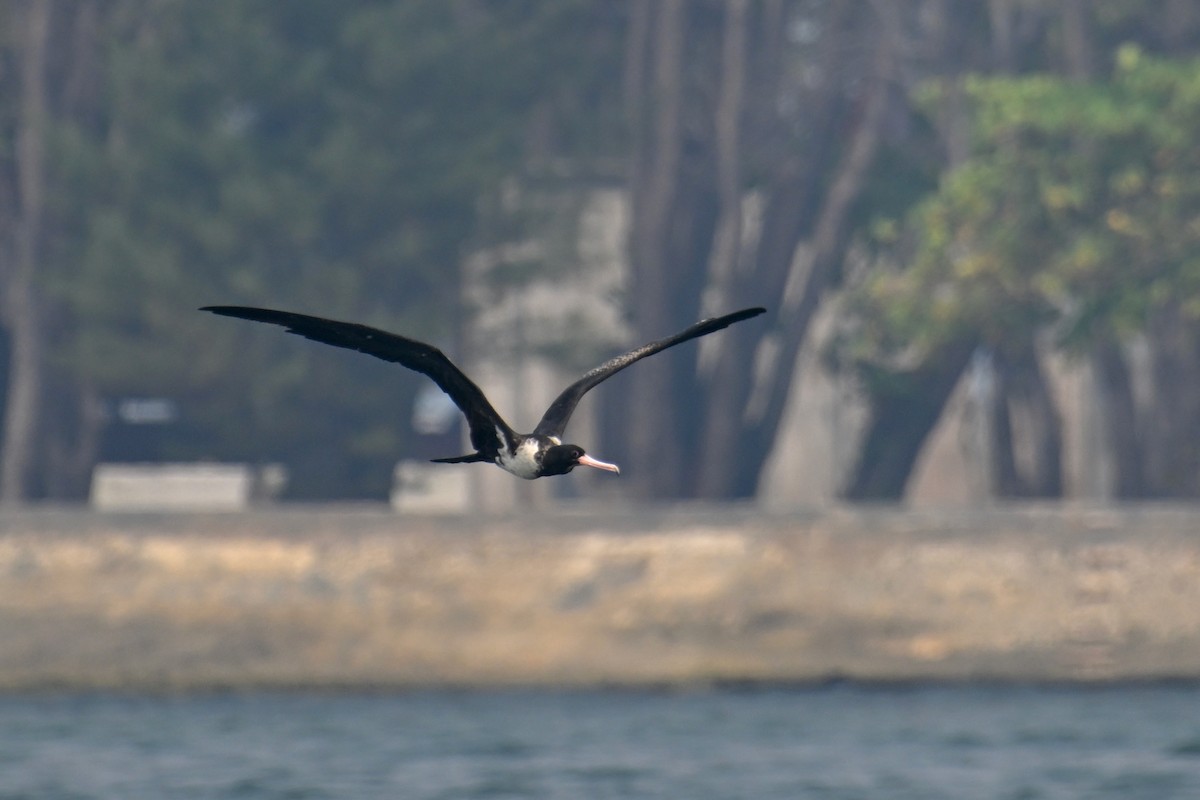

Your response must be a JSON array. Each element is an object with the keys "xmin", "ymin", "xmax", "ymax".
[
  {"xmin": 201, "ymin": 304, "xmax": 766, "ymax": 479},
  {"xmin": 531, "ymin": 306, "xmax": 766, "ymax": 438}
]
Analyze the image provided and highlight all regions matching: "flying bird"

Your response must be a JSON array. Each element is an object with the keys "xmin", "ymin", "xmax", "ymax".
[{"xmin": 201, "ymin": 305, "xmax": 766, "ymax": 479}]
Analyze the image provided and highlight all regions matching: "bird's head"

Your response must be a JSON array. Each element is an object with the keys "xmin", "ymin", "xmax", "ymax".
[{"xmin": 541, "ymin": 444, "xmax": 621, "ymax": 477}]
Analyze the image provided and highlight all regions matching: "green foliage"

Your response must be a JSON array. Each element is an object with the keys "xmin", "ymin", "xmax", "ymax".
[
  {"xmin": 840, "ymin": 48, "xmax": 1200, "ymax": 373},
  {"xmin": 36, "ymin": 0, "xmax": 620, "ymax": 498}
]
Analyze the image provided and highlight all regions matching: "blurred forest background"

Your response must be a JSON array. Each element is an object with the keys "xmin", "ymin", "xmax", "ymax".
[{"xmin": 1, "ymin": 0, "xmax": 1198, "ymax": 505}]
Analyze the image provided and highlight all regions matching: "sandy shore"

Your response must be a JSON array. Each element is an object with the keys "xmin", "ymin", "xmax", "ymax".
[{"xmin": 1, "ymin": 504, "xmax": 1198, "ymax": 689}]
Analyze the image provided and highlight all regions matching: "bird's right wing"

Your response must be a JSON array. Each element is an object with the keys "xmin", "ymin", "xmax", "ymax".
[
  {"xmin": 201, "ymin": 306, "xmax": 515, "ymax": 457},
  {"xmin": 532, "ymin": 307, "xmax": 766, "ymax": 438}
]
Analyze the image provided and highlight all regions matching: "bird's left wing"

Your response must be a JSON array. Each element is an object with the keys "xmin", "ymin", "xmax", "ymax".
[
  {"xmin": 201, "ymin": 306, "xmax": 516, "ymax": 456},
  {"xmin": 532, "ymin": 306, "xmax": 766, "ymax": 438}
]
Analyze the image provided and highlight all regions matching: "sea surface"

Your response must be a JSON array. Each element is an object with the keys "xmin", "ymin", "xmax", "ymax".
[{"xmin": 2, "ymin": 683, "xmax": 1199, "ymax": 799}]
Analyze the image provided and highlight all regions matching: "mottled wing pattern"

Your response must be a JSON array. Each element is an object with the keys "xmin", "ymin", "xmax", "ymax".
[{"xmin": 531, "ymin": 307, "xmax": 766, "ymax": 438}]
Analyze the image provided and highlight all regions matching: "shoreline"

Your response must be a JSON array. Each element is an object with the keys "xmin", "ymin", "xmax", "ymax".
[{"xmin": 2, "ymin": 504, "xmax": 1199, "ymax": 690}]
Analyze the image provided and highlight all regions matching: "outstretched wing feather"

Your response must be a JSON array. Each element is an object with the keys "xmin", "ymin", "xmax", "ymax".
[
  {"xmin": 532, "ymin": 307, "xmax": 766, "ymax": 438},
  {"xmin": 201, "ymin": 306, "xmax": 513, "ymax": 456}
]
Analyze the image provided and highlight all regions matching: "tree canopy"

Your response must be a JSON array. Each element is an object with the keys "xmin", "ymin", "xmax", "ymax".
[
  {"xmin": 3, "ymin": 0, "xmax": 622, "ymax": 499},
  {"xmin": 2, "ymin": 0, "xmax": 1199, "ymax": 504},
  {"xmin": 839, "ymin": 46, "xmax": 1200, "ymax": 498}
]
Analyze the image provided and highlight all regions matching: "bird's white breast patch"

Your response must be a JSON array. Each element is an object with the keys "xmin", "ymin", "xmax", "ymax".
[{"xmin": 497, "ymin": 437, "xmax": 542, "ymax": 480}]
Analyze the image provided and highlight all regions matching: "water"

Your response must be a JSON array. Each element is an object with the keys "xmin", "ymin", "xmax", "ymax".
[{"xmin": 2, "ymin": 684, "xmax": 1200, "ymax": 799}]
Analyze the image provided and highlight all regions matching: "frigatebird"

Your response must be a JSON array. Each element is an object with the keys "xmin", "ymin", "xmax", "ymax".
[{"xmin": 201, "ymin": 305, "xmax": 765, "ymax": 479}]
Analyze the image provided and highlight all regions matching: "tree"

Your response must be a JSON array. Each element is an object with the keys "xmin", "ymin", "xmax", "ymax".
[
  {"xmin": 618, "ymin": 0, "xmax": 898, "ymax": 499},
  {"xmin": 839, "ymin": 46, "xmax": 1200, "ymax": 499},
  {"xmin": 835, "ymin": 0, "xmax": 1061, "ymax": 502},
  {"xmin": 1, "ymin": 0, "xmax": 625, "ymax": 500},
  {"xmin": 0, "ymin": 0, "xmax": 51, "ymax": 502},
  {"xmin": 0, "ymin": 0, "xmax": 102, "ymax": 502}
]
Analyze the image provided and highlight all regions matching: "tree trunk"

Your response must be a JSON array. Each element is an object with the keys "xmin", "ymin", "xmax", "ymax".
[
  {"xmin": 1144, "ymin": 304, "xmax": 1200, "ymax": 497},
  {"xmin": 0, "ymin": 0, "xmax": 52, "ymax": 504},
  {"xmin": 988, "ymin": 354, "xmax": 1022, "ymax": 497},
  {"xmin": 625, "ymin": 0, "xmax": 687, "ymax": 498},
  {"xmin": 623, "ymin": 0, "xmax": 722, "ymax": 499},
  {"xmin": 710, "ymin": 0, "xmax": 748, "ymax": 287},
  {"xmin": 1090, "ymin": 336, "xmax": 1147, "ymax": 499},
  {"xmin": 989, "ymin": 344, "xmax": 1064, "ymax": 498},
  {"xmin": 1058, "ymin": 0, "xmax": 1148, "ymax": 500},
  {"xmin": 1060, "ymin": 0, "xmax": 1096, "ymax": 79},
  {"xmin": 738, "ymin": 10, "xmax": 893, "ymax": 487},
  {"xmin": 696, "ymin": 0, "xmax": 892, "ymax": 498},
  {"xmin": 44, "ymin": 381, "xmax": 104, "ymax": 500},
  {"xmin": 842, "ymin": 337, "xmax": 979, "ymax": 501}
]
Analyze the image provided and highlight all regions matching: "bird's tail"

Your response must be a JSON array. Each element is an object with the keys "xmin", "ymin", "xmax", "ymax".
[{"xmin": 430, "ymin": 453, "xmax": 489, "ymax": 464}]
